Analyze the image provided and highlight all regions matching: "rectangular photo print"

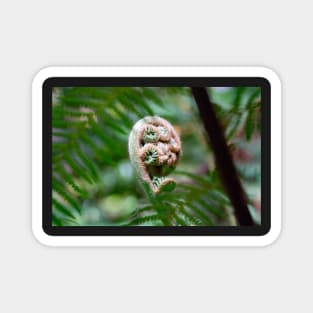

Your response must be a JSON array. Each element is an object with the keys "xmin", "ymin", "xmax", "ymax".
[{"xmin": 42, "ymin": 77, "xmax": 270, "ymax": 236}]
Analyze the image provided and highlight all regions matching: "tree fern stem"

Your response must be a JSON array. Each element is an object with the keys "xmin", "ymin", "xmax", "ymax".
[{"xmin": 191, "ymin": 87, "xmax": 254, "ymax": 226}]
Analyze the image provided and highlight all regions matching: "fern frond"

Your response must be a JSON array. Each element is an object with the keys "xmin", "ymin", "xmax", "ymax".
[
  {"xmin": 127, "ymin": 214, "xmax": 164, "ymax": 226},
  {"xmin": 52, "ymin": 197, "xmax": 76, "ymax": 220},
  {"xmin": 178, "ymin": 207, "xmax": 203, "ymax": 226},
  {"xmin": 52, "ymin": 178, "xmax": 81, "ymax": 214}
]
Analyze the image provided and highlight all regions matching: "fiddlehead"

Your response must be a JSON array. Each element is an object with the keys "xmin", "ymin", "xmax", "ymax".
[{"xmin": 128, "ymin": 116, "xmax": 182, "ymax": 198}]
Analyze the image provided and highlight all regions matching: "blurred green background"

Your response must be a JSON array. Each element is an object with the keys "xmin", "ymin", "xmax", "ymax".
[{"xmin": 52, "ymin": 86, "xmax": 261, "ymax": 226}]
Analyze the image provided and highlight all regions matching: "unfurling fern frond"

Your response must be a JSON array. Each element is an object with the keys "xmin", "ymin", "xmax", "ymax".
[{"xmin": 128, "ymin": 116, "xmax": 182, "ymax": 197}]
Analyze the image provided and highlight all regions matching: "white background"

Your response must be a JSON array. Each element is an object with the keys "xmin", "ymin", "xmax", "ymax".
[{"xmin": 0, "ymin": 0, "xmax": 311, "ymax": 312}]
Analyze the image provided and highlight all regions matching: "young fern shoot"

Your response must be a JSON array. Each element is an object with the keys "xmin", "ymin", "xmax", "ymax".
[{"xmin": 128, "ymin": 116, "xmax": 182, "ymax": 202}]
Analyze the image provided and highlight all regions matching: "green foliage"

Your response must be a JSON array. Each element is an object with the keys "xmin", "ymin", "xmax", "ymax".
[
  {"xmin": 52, "ymin": 86, "xmax": 261, "ymax": 226},
  {"xmin": 210, "ymin": 86, "xmax": 261, "ymax": 142}
]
